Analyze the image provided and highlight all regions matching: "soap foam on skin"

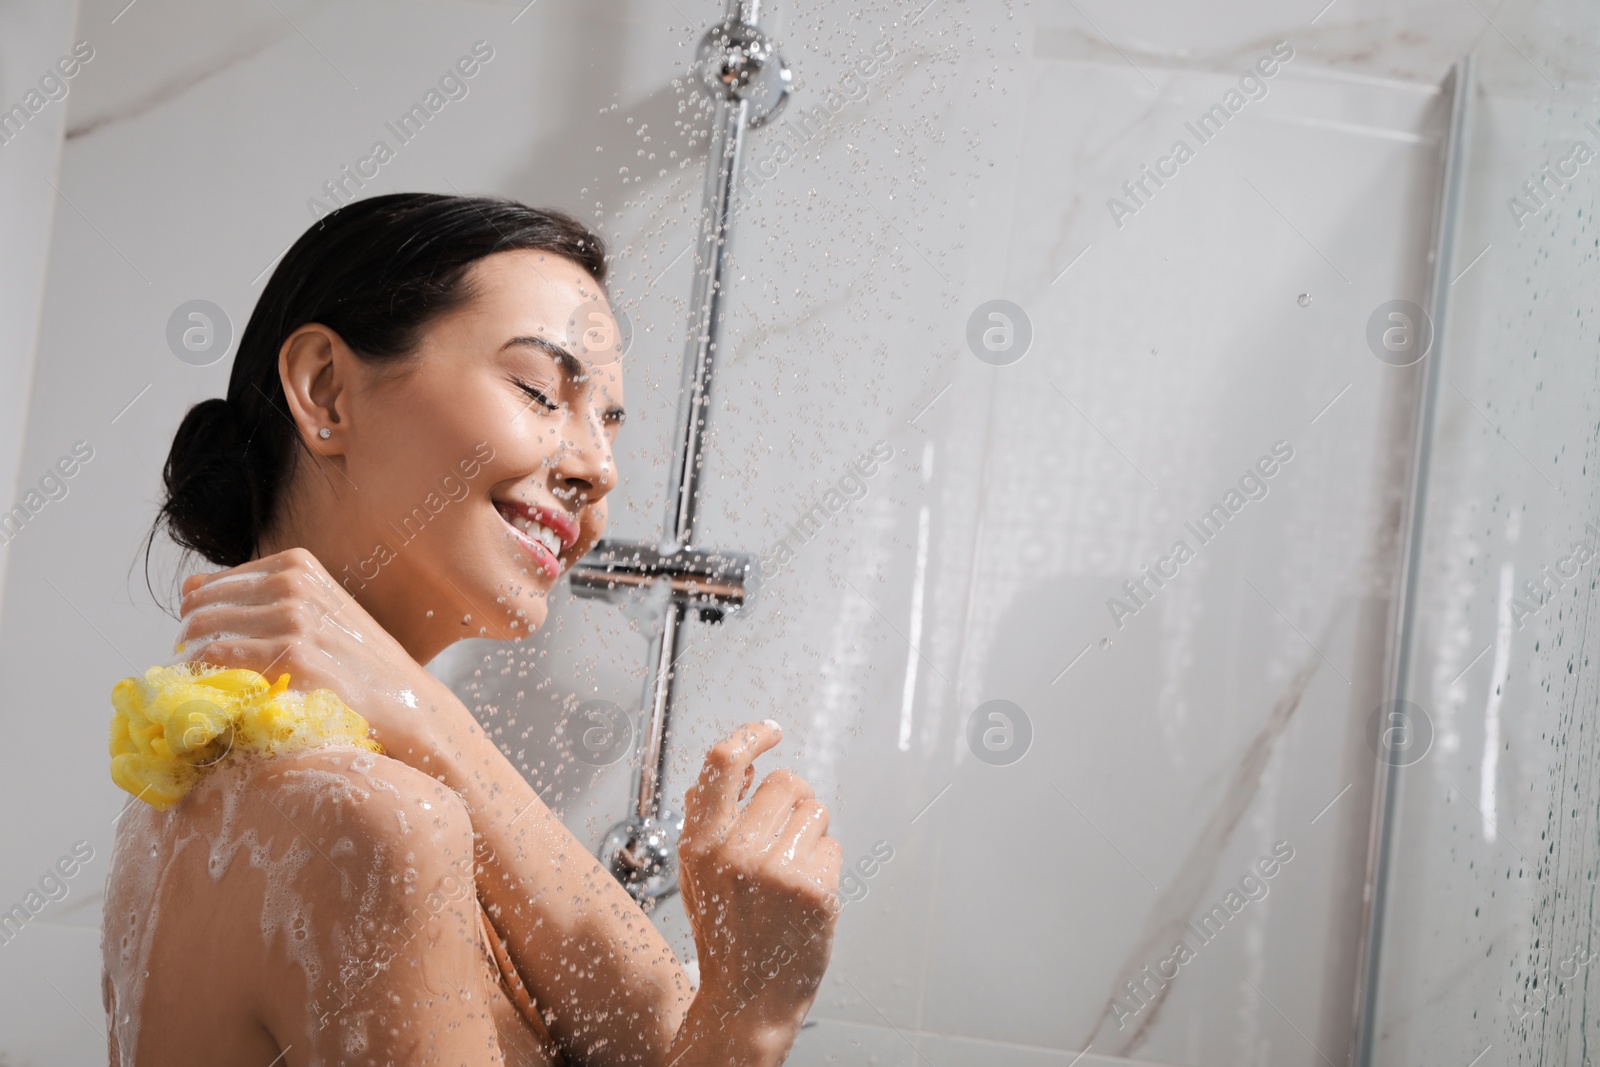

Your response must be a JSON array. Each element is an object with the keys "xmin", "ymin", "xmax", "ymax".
[
  {"xmin": 276, "ymin": 766, "xmax": 374, "ymax": 812},
  {"xmin": 103, "ymin": 800, "xmax": 168, "ymax": 1061},
  {"xmin": 104, "ymin": 751, "xmax": 403, "ymax": 1066},
  {"xmin": 170, "ymin": 630, "xmax": 249, "ymax": 663},
  {"xmin": 194, "ymin": 769, "xmax": 328, "ymax": 997},
  {"xmin": 193, "ymin": 572, "xmax": 254, "ymax": 589},
  {"xmin": 349, "ymin": 752, "xmax": 404, "ymax": 803}
]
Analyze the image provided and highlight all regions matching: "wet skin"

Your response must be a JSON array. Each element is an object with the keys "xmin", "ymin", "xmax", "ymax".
[{"xmin": 103, "ymin": 251, "xmax": 843, "ymax": 1066}]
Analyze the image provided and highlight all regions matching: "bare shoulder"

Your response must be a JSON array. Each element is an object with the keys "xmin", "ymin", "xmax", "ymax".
[
  {"xmin": 226, "ymin": 746, "xmax": 480, "ymax": 921},
  {"xmin": 239, "ymin": 746, "xmax": 474, "ymax": 856},
  {"xmin": 106, "ymin": 749, "xmax": 493, "ymax": 1065},
  {"xmin": 228, "ymin": 749, "xmax": 494, "ymax": 1057}
]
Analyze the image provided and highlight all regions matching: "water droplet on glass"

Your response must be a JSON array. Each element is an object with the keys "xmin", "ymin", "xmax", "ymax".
[
  {"xmin": 1100, "ymin": 638, "xmax": 1113, "ymax": 649},
  {"xmin": 1297, "ymin": 293, "xmax": 1312, "ymax": 307}
]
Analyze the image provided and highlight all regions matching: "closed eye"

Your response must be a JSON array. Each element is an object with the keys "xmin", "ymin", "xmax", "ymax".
[{"xmin": 512, "ymin": 376, "xmax": 559, "ymax": 412}]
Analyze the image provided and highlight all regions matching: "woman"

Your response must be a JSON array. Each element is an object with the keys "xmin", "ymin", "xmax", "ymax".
[{"xmin": 102, "ymin": 193, "xmax": 842, "ymax": 1065}]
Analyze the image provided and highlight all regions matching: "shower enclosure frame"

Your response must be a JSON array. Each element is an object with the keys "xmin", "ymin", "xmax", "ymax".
[{"xmin": 1350, "ymin": 54, "xmax": 1476, "ymax": 1067}]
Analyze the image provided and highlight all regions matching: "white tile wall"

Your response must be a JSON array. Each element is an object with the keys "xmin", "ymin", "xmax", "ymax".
[
  {"xmin": 0, "ymin": 0, "xmax": 79, "ymax": 627},
  {"xmin": 0, "ymin": 0, "xmax": 1542, "ymax": 1063}
]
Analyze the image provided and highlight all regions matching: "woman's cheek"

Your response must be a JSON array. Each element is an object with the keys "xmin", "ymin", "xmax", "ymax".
[{"xmin": 575, "ymin": 498, "xmax": 607, "ymax": 557}]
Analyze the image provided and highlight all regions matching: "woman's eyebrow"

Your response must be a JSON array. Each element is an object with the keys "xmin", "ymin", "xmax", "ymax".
[
  {"xmin": 501, "ymin": 334, "xmax": 583, "ymax": 377},
  {"xmin": 504, "ymin": 333, "xmax": 626, "ymax": 420}
]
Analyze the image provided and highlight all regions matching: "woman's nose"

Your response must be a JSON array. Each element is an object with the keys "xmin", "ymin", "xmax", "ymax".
[{"xmin": 555, "ymin": 414, "xmax": 617, "ymax": 499}]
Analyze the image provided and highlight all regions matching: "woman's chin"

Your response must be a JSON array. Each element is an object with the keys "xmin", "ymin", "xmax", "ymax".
[
  {"xmin": 508, "ymin": 596, "xmax": 550, "ymax": 638},
  {"xmin": 488, "ymin": 580, "xmax": 551, "ymax": 640},
  {"xmin": 436, "ymin": 553, "xmax": 553, "ymax": 642}
]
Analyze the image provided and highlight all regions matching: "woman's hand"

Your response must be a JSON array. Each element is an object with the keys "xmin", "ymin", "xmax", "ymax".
[
  {"xmin": 174, "ymin": 547, "xmax": 463, "ymax": 763},
  {"xmin": 678, "ymin": 720, "xmax": 843, "ymax": 1042}
]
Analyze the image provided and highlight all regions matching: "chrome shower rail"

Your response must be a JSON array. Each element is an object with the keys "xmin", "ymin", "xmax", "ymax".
[{"xmin": 568, "ymin": 0, "xmax": 790, "ymax": 908}]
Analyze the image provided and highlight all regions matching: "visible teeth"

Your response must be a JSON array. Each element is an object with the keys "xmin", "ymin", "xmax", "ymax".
[{"xmin": 507, "ymin": 511, "xmax": 562, "ymax": 558}]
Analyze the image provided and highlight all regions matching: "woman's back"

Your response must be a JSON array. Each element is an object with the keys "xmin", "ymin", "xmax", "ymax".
[{"xmin": 102, "ymin": 746, "xmax": 545, "ymax": 1066}]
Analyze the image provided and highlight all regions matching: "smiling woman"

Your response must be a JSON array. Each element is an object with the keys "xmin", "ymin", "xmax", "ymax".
[{"xmin": 105, "ymin": 193, "xmax": 844, "ymax": 1067}]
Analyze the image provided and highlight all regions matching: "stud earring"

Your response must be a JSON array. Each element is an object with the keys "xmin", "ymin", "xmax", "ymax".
[{"xmin": 319, "ymin": 427, "xmax": 331, "ymax": 439}]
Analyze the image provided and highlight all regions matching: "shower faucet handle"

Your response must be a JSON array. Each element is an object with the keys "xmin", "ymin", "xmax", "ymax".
[{"xmin": 569, "ymin": 539, "xmax": 758, "ymax": 622}]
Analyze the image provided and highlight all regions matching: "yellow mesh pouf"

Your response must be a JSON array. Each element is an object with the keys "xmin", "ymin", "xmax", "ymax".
[{"xmin": 109, "ymin": 662, "xmax": 383, "ymax": 811}]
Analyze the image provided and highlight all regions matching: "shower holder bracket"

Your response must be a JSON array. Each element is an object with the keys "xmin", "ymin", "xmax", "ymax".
[{"xmin": 569, "ymin": 538, "xmax": 758, "ymax": 624}]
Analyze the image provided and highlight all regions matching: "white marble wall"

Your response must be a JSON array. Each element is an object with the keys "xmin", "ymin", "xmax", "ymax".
[{"xmin": 0, "ymin": 0, "xmax": 1555, "ymax": 1063}]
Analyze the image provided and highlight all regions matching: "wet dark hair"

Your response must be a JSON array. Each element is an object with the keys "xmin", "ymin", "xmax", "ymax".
[{"xmin": 144, "ymin": 192, "xmax": 608, "ymax": 583}]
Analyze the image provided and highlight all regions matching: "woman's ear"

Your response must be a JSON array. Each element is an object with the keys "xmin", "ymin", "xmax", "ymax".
[{"xmin": 278, "ymin": 324, "xmax": 349, "ymax": 453}]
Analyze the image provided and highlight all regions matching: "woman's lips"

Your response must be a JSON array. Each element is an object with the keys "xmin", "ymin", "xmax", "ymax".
[
  {"xmin": 504, "ymin": 518, "xmax": 561, "ymax": 578},
  {"xmin": 492, "ymin": 505, "xmax": 569, "ymax": 579},
  {"xmin": 493, "ymin": 499, "xmax": 579, "ymax": 549}
]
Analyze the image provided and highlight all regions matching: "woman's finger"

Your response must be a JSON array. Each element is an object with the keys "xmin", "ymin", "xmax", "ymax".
[
  {"xmin": 775, "ymin": 798, "xmax": 829, "ymax": 862},
  {"xmin": 180, "ymin": 565, "xmax": 331, "ymax": 618},
  {"xmin": 736, "ymin": 770, "xmax": 814, "ymax": 844},
  {"xmin": 180, "ymin": 576, "xmax": 281, "ymax": 623},
  {"xmin": 181, "ymin": 571, "xmax": 217, "ymax": 597},
  {"xmin": 181, "ymin": 553, "xmax": 288, "ymax": 589},
  {"xmin": 179, "ymin": 636, "xmax": 290, "ymax": 677},
  {"xmin": 177, "ymin": 598, "xmax": 308, "ymax": 650},
  {"xmin": 683, "ymin": 720, "xmax": 783, "ymax": 841},
  {"xmin": 815, "ymin": 837, "xmax": 843, "ymax": 897},
  {"xmin": 180, "ymin": 549, "xmax": 337, "ymax": 610}
]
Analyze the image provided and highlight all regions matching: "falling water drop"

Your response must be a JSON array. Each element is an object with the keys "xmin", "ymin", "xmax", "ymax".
[
  {"xmin": 1297, "ymin": 293, "xmax": 1312, "ymax": 307},
  {"xmin": 462, "ymin": 614, "xmax": 472, "ymax": 625},
  {"xmin": 1099, "ymin": 638, "xmax": 1113, "ymax": 649}
]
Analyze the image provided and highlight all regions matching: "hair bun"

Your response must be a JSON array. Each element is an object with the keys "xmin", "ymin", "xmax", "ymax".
[{"xmin": 160, "ymin": 396, "xmax": 262, "ymax": 568}]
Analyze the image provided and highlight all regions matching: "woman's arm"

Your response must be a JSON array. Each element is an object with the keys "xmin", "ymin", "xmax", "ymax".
[
  {"xmin": 177, "ymin": 550, "xmax": 841, "ymax": 1066},
  {"xmin": 402, "ymin": 676, "xmax": 840, "ymax": 1066}
]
